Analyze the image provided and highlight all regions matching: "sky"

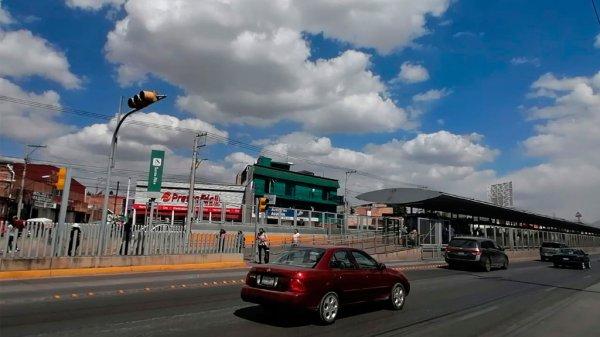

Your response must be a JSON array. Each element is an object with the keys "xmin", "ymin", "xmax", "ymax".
[{"xmin": 0, "ymin": 0, "xmax": 599, "ymax": 224}]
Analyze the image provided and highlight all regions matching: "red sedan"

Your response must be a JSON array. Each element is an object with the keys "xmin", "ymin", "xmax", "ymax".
[{"xmin": 240, "ymin": 246, "xmax": 410, "ymax": 324}]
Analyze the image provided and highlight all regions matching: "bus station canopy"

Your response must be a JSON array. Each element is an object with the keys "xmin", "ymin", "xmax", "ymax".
[{"xmin": 356, "ymin": 188, "xmax": 600, "ymax": 235}]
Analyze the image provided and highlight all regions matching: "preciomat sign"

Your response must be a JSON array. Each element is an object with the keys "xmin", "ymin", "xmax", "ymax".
[{"xmin": 161, "ymin": 192, "xmax": 222, "ymax": 206}]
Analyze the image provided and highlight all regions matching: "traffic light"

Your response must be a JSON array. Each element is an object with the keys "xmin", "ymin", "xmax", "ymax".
[
  {"xmin": 127, "ymin": 90, "xmax": 158, "ymax": 110},
  {"xmin": 55, "ymin": 167, "xmax": 67, "ymax": 190},
  {"xmin": 258, "ymin": 197, "xmax": 269, "ymax": 213}
]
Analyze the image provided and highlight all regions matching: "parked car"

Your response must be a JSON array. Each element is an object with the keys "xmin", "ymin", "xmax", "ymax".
[
  {"xmin": 551, "ymin": 248, "xmax": 591, "ymax": 269},
  {"xmin": 240, "ymin": 246, "xmax": 410, "ymax": 324},
  {"xmin": 539, "ymin": 241, "xmax": 568, "ymax": 261},
  {"xmin": 445, "ymin": 237, "xmax": 509, "ymax": 272}
]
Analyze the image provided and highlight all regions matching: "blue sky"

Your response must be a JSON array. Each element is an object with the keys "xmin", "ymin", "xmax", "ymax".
[{"xmin": 1, "ymin": 0, "xmax": 599, "ymax": 223}]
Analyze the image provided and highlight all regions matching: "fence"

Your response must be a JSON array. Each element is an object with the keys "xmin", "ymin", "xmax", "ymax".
[{"xmin": 1, "ymin": 221, "xmax": 244, "ymax": 259}]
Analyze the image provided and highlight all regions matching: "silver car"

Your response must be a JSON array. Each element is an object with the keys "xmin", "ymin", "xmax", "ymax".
[{"xmin": 540, "ymin": 241, "xmax": 568, "ymax": 261}]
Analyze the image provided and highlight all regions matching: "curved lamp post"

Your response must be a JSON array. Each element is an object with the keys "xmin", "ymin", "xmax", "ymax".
[{"xmin": 99, "ymin": 91, "xmax": 166, "ymax": 254}]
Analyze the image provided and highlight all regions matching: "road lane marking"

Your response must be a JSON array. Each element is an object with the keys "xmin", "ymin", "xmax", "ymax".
[
  {"xmin": 458, "ymin": 305, "xmax": 498, "ymax": 321},
  {"xmin": 583, "ymin": 275, "xmax": 591, "ymax": 279},
  {"xmin": 543, "ymin": 287, "xmax": 556, "ymax": 292}
]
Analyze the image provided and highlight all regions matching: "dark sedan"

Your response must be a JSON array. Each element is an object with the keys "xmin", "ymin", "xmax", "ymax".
[
  {"xmin": 240, "ymin": 246, "xmax": 410, "ymax": 324},
  {"xmin": 552, "ymin": 248, "xmax": 591, "ymax": 269}
]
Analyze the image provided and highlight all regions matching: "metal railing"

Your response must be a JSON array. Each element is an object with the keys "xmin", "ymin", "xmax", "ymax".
[{"xmin": 1, "ymin": 221, "xmax": 244, "ymax": 259}]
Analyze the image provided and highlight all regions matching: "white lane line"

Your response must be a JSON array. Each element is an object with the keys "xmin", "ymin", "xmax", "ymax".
[
  {"xmin": 583, "ymin": 275, "xmax": 592, "ymax": 279},
  {"xmin": 458, "ymin": 305, "xmax": 498, "ymax": 321},
  {"xmin": 543, "ymin": 287, "xmax": 556, "ymax": 292}
]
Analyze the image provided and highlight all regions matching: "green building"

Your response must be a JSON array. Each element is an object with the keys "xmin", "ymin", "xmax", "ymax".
[{"xmin": 238, "ymin": 156, "xmax": 342, "ymax": 213}]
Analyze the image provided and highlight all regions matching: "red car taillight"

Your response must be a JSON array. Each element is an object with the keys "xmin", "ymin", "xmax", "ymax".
[
  {"xmin": 471, "ymin": 249, "xmax": 481, "ymax": 255},
  {"xmin": 289, "ymin": 278, "xmax": 306, "ymax": 292},
  {"xmin": 246, "ymin": 272, "xmax": 257, "ymax": 285}
]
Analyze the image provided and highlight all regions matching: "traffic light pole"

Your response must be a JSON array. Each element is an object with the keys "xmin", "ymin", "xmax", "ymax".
[
  {"xmin": 99, "ymin": 108, "xmax": 138, "ymax": 254},
  {"xmin": 99, "ymin": 93, "xmax": 165, "ymax": 255},
  {"xmin": 52, "ymin": 167, "xmax": 72, "ymax": 256}
]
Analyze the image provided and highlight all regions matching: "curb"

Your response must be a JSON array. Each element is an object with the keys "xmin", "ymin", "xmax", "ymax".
[{"xmin": 0, "ymin": 261, "xmax": 248, "ymax": 280}]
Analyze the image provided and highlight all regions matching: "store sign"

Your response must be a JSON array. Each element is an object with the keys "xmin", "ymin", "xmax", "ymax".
[
  {"xmin": 147, "ymin": 150, "xmax": 165, "ymax": 192},
  {"xmin": 160, "ymin": 191, "xmax": 222, "ymax": 206}
]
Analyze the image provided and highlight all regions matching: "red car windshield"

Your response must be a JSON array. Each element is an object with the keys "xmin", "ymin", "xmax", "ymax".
[{"xmin": 272, "ymin": 248, "xmax": 326, "ymax": 268}]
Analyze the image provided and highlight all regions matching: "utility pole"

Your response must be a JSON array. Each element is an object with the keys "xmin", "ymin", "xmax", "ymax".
[
  {"xmin": 16, "ymin": 144, "xmax": 46, "ymax": 219},
  {"xmin": 186, "ymin": 133, "xmax": 206, "ymax": 234},
  {"xmin": 113, "ymin": 181, "xmax": 120, "ymax": 217},
  {"xmin": 124, "ymin": 177, "xmax": 131, "ymax": 220},
  {"xmin": 344, "ymin": 170, "xmax": 356, "ymax": 235}
]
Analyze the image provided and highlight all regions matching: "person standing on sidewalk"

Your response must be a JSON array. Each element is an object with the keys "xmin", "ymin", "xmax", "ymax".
[
  {"xmin": 292, "ymin": 229, "xmax": 300, "ymax": 247},
  {"xmin": 6, "ymin": 216, "xmax": 20, "ymax": 253},
  {"xmin": 257, "ymin": 228, "xmax": 269, "ymax": 263}
]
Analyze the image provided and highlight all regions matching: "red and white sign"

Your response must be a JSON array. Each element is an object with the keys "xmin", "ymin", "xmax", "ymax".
[{"xmin": 133, "ymin": 181, "xmax": 246, "ymax": 215}]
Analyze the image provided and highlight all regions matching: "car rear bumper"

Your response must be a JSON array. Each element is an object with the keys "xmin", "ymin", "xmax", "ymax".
[{"xmin": 240, "ymin": 286, "xmax": 318, "ymax": 311}]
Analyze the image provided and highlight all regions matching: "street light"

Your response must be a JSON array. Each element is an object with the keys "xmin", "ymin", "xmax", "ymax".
[
  {"xmin": 16, "ymin": 144, "xmax": 46, "ymax": 219},
  {"xmin": 99, "ymin": 91, "xmax": 166, "ymax": 252}
]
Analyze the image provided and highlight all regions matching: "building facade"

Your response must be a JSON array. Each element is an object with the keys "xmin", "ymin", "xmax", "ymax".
[
  {"xmin": 132, "ymin": 181, "xmax": 246, "ymax": 224},
  {"xmin": 3, "ymin": 161, "xmax": 88, "ymax": 222},
  {"xmin": 237, "ymin": 156, "xmax": 343, "ymax": 214}
]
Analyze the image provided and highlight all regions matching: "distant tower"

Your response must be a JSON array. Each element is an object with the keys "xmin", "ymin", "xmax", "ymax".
[
  {"xmin": 487, "ymin": 182, "xmax": 513, "ymax": 207},
  {"xmin": 575, "ymin": 211, "xmax": 582, "ymax": 223}
]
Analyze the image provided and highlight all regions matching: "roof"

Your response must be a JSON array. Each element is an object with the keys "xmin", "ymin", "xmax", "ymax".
[
  {"xmin": 356, "ymin": 187, "xmax": 600, "ymax": 235},
  {"xmin": 253, "ymin": 165, "xmax": 339, "ymax": 189}
]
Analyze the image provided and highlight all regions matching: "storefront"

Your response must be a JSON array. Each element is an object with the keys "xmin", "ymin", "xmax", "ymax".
[{"xmin": 132, "ymin": 181, "xmax": 246, "ymax": 224}]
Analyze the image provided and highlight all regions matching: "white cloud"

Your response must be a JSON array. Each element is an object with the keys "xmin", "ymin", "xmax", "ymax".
[
  {"xmin": 510, "ymin": 57, "xmax": 540, "ymax": 67},
  {"xmin": 510, "ymin": 70, "xmax": 600, "ymax": 220},
  {"xmin": 453, "ymin": 31, "xmax": 484, "ymax": 38},
  {"xmin": 0, "ymin": 78, "xmax": 71, "ymax": 142},
  {"xmin": 43, "ymin": 111, "xmax": 238, "ymax": 187},
  {"xmin": 0, "ymin": 1, "xmax": 13, "ymax": 24},
  {"xmin": 397, "ymin": 62, "xmax": 429, "ymax": 83},
  {"xmin": 0, "ymin": 29, "xmax": 82, "ymax": 88},
  {"xmin": 413, "ymin": 88, "xmax": 451, "ymax": 102},
  {"xmin": 65, "ymin": 0, "xmax": 125, "ymax": 10},
  {"xmin": 595, "ymin": 33, "xmax": 600, "ymax": 48},
  {"xmin": 100, "ymin": 0, "xmax": 450, "ymax": 134}
]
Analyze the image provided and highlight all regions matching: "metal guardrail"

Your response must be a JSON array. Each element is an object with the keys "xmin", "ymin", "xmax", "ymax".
[{"xmin": 1, "ymin": 221, "xmax": 244, "ymax": 259}]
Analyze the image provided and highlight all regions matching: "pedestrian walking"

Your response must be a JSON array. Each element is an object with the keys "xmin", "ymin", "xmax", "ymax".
[
  {"xmin": 68, "ymin": 224, "xmax": 82, "ymax": 256},
  {"xmin": 218, "ymin": 228, "xmax": 227, "ymax": 252},
  {"xmin": 120, "ymin": 212, "xmax": 133, "ymax": 255},
  {"xmin": 292, "ymin": 229, "xmax": 300, "ymax": 247},
  {"xmin": 257, "ymin": 228, "xmax": 269, "ymax": 263}
]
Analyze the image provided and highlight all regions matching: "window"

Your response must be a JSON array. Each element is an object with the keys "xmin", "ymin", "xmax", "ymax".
[
  {"xmin": 285, "ymin": 183, "xmax": 295, "ymax": 196},
  {"xmin": 449, "ymin": 239, "xmax": 477, "ymax": 248},
  {"xmin": 350, "ymin": 251, "xmax": 378, "ymax": 270},
  {"xmin": 481, "ymin": 241, "xmax": 493, "ymax": 249},
  {"xmin": 330, "ymin": 250, "xmax": 355, "ymax": 269}
]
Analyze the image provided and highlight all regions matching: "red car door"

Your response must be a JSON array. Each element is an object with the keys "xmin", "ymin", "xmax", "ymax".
[
  {"xmin": 329, "ymin": 249, "xmax": 364, "ymax": 304},
  {"xmin": 349, "ymin": 250, "xmax": 384, "ymax": 301}
]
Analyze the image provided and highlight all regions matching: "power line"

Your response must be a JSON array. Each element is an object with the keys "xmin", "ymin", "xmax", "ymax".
[
  {"xmin": 593, "ymin": 0, "xmax": 600, "ymax": 25},
  {"xmin": 1, "ymin": 94, "xmax": 427, "ymax": 189}
]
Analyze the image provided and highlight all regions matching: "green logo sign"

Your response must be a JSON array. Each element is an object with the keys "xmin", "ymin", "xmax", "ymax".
[{"xmin": 148, "ymin": 150, "xmax": 165, "ymax": 192}]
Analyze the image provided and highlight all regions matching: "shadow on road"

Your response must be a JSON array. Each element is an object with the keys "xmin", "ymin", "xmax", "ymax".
[{"xmin": 234, "ymin": 302, "xmax": 389, "ymax": 327}]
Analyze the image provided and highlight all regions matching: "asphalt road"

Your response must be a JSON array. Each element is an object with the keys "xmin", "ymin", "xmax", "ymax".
[{"xmin": 1, "ymin": 257, "xmax": 599, "ymax": 337}]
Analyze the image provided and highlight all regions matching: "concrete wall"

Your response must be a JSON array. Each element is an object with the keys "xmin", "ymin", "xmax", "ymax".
[{"xmin": 1, "ymin": 253, "xmax": 243, "ymax": 272}]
